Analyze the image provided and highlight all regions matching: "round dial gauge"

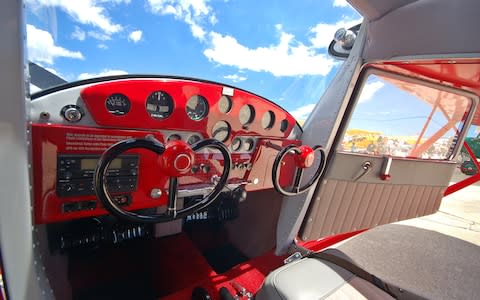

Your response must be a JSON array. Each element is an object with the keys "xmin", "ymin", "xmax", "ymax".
[
  {"xmin": 280, "ymin": 119, "xmax": 289, "ymax": 132},
  {"xmin": 239, "ymin": 104, "xmax": 255, "ymax": 125},
  {"xmin": 167, "ymin": 134, "xmax": 182, "ymax": 142},
  {"xmin": 186, "ymin": 95, "xmax": 209, "ymax": 121},
  {"xmin": 187, "ymin": 134, "xmax": 201, "ymax": 145},
  {"xmin": 106, "ymin": 93, "xmax": 130, "ymax": 116},
  {"xmin": 211, "ymin": 121, "xmax": 231, "ymax": 142},
  {"xmin": 218, "ymin": 95, "xmax": 232, "ymax": 113},
  {"xmin": 146, "ymin": 91, "xmax": 174, "ymax": 119},
  {"xmin": 231, "ymin": 138, "xmax": 242, "ymax": 151},
  {"xmin": 261, "ymin": 111, "xmax": 275, "ymax": 130},
  {"xmin": 243, "ymin": 138, "xmax": 255, "ymax": 151}
]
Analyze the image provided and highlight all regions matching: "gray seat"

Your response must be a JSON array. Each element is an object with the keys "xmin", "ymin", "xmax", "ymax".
[
  {"xmin": 256, "ymin": 254, "xmax": 394, "ymax": 300},
  {"xmin": 258, "ymin": 224, "xmax": 480, "ymax": 300}
]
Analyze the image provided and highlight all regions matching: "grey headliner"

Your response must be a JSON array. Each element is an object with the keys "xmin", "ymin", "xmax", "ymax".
[
  {"xmin": 356, "ymin": 0, "xmax": 480, "ymax": 60},
  {"xmin": 349, "ymin": 0, "xmax": 418, "ymax": 21}
]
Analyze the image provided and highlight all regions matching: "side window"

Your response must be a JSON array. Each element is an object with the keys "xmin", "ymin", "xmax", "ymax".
[{"xmin": 340, "ymin": 72, "xmax": 473, "ymax": 160}]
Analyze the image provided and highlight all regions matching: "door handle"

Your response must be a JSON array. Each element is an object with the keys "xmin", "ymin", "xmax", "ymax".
[{"xmin": 353, "ymin": 161, "xmax": 372, "ymax": 181}]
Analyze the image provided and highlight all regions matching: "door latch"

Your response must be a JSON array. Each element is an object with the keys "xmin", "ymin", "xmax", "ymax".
[{"xmin": 353, "ymin": 161, "xmax": 372, "ymax": 181}]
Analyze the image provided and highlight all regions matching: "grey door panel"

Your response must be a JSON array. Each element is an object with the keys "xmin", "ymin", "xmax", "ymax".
[
  {"xmin": 300, "ymin": 152, "xmax": 455, "ymax": 240},
  {"xmin": 326, "ymin": 152, "xmax": 455, "ymax": 186}
]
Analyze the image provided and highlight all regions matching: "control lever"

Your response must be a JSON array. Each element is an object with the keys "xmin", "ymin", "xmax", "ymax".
[
  {"xmin": 230, "ymin": 281, "xmax": 253, "ymax": 299},
  {"xmin": 353, "ymin": 161, "xmax": 372, "ymax": 181},
  {"xmin": 265, "ymin": 141, "xmax": 283, "ymax": 151},
  {"xmin": 219, "ymin": 287, "xmax": 238, "ymax": 300}
]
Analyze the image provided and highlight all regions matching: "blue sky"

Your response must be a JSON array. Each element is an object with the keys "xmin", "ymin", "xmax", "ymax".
[{"xmin": 24, "ymin": 0, "xmax": 361, "ymax": 121}]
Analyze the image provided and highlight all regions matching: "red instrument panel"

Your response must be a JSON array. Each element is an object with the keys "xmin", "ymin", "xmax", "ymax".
[
  {"xmin": 81, "ymin": 79, "xmax": 297, "ymax": 139},
  {"xmin": 31, "ymin": 77, "xmax": 300, "ymax": 224}
]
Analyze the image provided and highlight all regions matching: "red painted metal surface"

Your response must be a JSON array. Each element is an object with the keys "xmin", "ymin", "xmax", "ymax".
[
  {"xmin": 298, "ymin": 229, "xmax": 367, "ymax": 253},
  {"xmin": 32, "ymin": 124, "xmax": 299, "ymax": 223},
  {"xmin": 32, "ymin": 73, "xmax": 305, "ymax": 225},
  {"xmin": 161, "ymin": 229, "xmax": 367, "ymax": 300},
  {"xmin": 81, "ymin": 79, "xmax": 297, "ymax": 140},
  {"xmin": 463, "ymin": 141, "xmax": 480, "ymax": 171},
  {"xmin": 444, "ymin": 141, "xmax": 480, "ymax": 196},
  {"xmin": 444, "ymin": 172, "xmax": 480, "ymax": 196}
]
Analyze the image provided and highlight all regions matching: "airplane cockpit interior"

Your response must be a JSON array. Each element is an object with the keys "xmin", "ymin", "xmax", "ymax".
[{"xmin": 1, "ymin": 1, "xmax": 480, "ymax": 300}]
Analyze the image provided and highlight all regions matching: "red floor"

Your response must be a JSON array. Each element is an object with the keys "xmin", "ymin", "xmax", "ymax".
[
  {"xmin": 68, "ymin": 228, "xmax": 364, "ymax": 299},
  {"xmin": 157, "ymin": 230, "xmax": 364, "ymax": 300}
]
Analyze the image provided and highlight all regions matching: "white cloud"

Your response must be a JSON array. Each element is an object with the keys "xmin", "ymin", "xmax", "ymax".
[
  {"xmin": 145, "ymin": 1, "xmax": 351, "ymax": 77},
  {"xmin": 148, "ymin": 0, "xmax": 210, "ymax": 17},
  {"xmin": 224, "ymin": 74, "xmax": 247, "ymax": 82},
  {"xmin": 71, "ymin": 26, "xmax": 86, "ymax": 41},
  {"xmin": 333, "ymin": 0, "xmax": 349, "ymax": 7},
  {"xmin": 98, "ymin": 44, "xmax": 108, "ymax": 49},
  {"xmin": 310, "ymin": 17, "xmax": 362, "ymax": 49},
  {"xmin": 190, "ymin": 23, "xmax": 206, "ymax": 40},
  {"xmin": 99, "ymin": 0, "xmax": 131, "ymax": 4},
  {"xmin": 358, "ymin": 81, "xmax": 385, "ymax": 103},
  {"xmin": 88, "ymin": 31, "xmax": 112, "ymax": 41},
  {"xmin": 204, "ymin": 31, "xmax": 337, "ymax": 77},
  {"xmin": 209, "ymin": 14, "xmax": 218, "ymax": 25},
  {"xmin": 77, "ymin": 69, "xmax": 128, "ymax": 80},
  {"xmin": 27, "ymin": 24, "xmax": 84, "ymax": 65},
  {"xmin": 26, "ymin": 0, "xmax": 123, "ymax": 34},
  {"xmin": 147, "ymin": 0, "xmax": 213, "ymax": 41},
  {"xmin": 128, "ymin": 30, "xmax": 143, "ymax": 43},
  {"xmin": 290, "ymin": 104, "xmax": 316, "ymax": 121}
]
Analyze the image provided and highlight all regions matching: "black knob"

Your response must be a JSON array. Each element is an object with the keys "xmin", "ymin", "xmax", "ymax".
[
  {"xmin": 192, "ymin": 286, "xmax": 211, "ymax": 300},
  {"xmin": 219, "ymin": 287, "xmax": 236, "ymax": 300},
  {"xmin": 232, "ymin": 186, "xmax": 247, "ymax": 202},
  {"xmin": 201, "ymin": 164, "xmax": 210, "ymax": 174}
]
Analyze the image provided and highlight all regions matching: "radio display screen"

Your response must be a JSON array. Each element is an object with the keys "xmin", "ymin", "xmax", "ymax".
[{"xmin": 80, "ymin": 158, "xmax": 122, "ymax": 170}]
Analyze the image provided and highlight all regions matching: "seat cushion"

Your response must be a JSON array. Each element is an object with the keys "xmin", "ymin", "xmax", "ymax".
[
  {"xmin": 258, "ymin": 223, "xmax": 480, "ymax": 299},
  {"xmin": 256, "ymin": 256, "xmax": 394, "ymax": 300},
  {"xmin": 333, "ymin": 224, "xmax": 480, "ymax": 300}
]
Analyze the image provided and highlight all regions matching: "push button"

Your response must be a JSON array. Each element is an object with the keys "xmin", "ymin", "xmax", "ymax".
[{"xmin": 201, "ymin": 164, "xmax": 210, "ymax": 174}]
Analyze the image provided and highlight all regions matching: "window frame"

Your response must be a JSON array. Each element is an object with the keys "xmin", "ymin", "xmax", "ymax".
[{"xmin": 338, "ymin": 67, "xmax": 479, "ymax": 161}]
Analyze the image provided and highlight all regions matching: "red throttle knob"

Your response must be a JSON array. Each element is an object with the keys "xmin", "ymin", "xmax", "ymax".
[
  {"xmin": 158, "ymin": 140, "xmax": 195, "ymax": 177},
  {"xmin": 295, "ymin": 145, "xmax": 315, "ymax": 168}
]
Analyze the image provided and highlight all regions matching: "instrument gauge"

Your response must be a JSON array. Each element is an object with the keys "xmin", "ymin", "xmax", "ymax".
[
  {"xmin": 280, "ymin": 119, "xmax": 289, "ymax": 132},
  {"xmin": 187, "ymin": 134, "xmax": 201, "ymax": 145},
  {"xmin": 167, "ymin": 134, "xmax": 182, "ymax": 142},
  {"xmin": 231, "ymin": 138, "xmax": 242, "ymax": 151},
  {"xmin": 218, "ymin": 95, "xmax": 232, "ymax": 113},
  {"xmin": 146, "ymin": 91, "xmax": 174, "ymax": 119},
  {"xmin": 106, "ymin": 93, "xmax": 130, "ymax": 116},
  {"xmin": 186, "ymin": 95, "xmax": 209, "ymax": 121},
  {"xmin": 243, "ymin": 138, "xmax": 255, "ymax": 151},
  {"xmin": 239, "ymin": 105, "xmax": 255, "ymax": 125},
  {"xmin": 211, "ymin": 121, "xmax": 231, "ymax": 142},
  {"xmin": 261, "ymin": 111, "xmax": 276, "ymax": 130}
]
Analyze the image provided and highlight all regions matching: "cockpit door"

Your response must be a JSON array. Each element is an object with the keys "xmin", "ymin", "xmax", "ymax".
[{"xmin": 299, "ymin": 67, "xmax": 478, "ymax": 241}]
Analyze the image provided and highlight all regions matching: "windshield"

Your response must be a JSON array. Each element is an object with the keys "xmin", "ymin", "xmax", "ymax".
[{"xmin": 25, "ymin": 0, "xmax": 360, "ymax": 124}]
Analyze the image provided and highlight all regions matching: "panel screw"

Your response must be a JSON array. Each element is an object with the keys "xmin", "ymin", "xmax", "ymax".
[
  {"xmin": 150, "ymin": 188, "xmax": 162, "ymax": 199},
  {"xmin": 39, "ymin": 112, "xmax": 50, "ymax": 120}
]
